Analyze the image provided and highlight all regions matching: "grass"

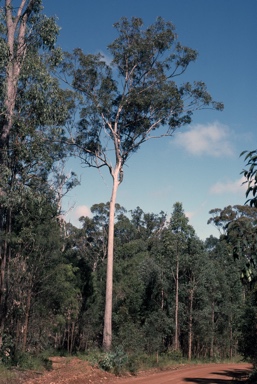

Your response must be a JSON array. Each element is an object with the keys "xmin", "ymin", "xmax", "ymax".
[
  {"xmin": 77, "ymin": 348, "xmax": 207, "ymax": 376},
  {"xmin": 79, "ymin": 348, "xmax": 249, "ymax": 377},
  {"xmin": 0, "ymin": 350, "xmax": 54, "ymax": 384},
  {"xmin": 0, "ymin": 365, "xmax": 21, "ymax": 384}
]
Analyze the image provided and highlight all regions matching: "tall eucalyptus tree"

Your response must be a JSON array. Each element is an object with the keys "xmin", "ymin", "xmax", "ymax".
[{"xmin": 64, "ymin": 17, "xmax": 223, "ymax": 350}]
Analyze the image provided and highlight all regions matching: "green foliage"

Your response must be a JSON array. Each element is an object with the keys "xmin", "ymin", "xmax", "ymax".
[
  {"xmin": 0, "ymin": 0, "xmax": 78, "ymax": 360},
  {"xmin": 238, "ymin": 300, "xmax": 257, "ymax": 368},
  {"xmin": 208, "ymin": 205, "xmax": 257, "ymax": 284},
  {"xmin": 0, "ymin": 194, "xmax": 247, "ymax": 360},
  {"xmin": 8, "ymin": 351, "xmax": 40, "ymax": 370},
  {"xmin": 0, "ymin": 334, "xmax": 14, "ymax": 366},
  {"xmin": 0, "ymin": 334, "xmax": 51, "ymax": 370},
  {"xmin": 207, "ymin": 205, "xmax": 257, "ymax": 364},
  {"xmin": 167, "ymin": 349, "xmax": 184, "ymax": 362},
  {"xmin": 97, "ymin": 347, "xmax": 128, "ymax": 375},
  {"xmin": 241, "ymin": 149, "xmax": 257, "ymax": 208},
  {"xmin": 94, "ymin": 348, "xmax": 186, "ymax": 376},
  {"xmin": 84, "ymin": 348, "xmax": 188, "ymax": 376},
  {"xmin": 63, "ymin": 17, "xmax": 223, "ymax": 172}
]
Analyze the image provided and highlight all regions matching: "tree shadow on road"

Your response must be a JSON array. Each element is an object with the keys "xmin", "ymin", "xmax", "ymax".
[{"xmin": 183, "ymin": 367, "xmax": 252, "ymax": 383}]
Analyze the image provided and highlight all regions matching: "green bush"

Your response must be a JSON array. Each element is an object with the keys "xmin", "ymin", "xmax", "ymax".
[
  {"xmin": 98, "ymin": 347, "xmax": 128, "ymax": 375},
  {"xmin": 126, "ymin": 354, "xmax": 140, "ymax": 375},
  {"xmin": 0, "ymin": 334, "xmax": 14, "ymax": 366},
  {"xmin": 238, "ymin": 303, "xmax": 257, "ymax": 368},
  {"xmin": 12, "ymin": 351, "xmax": 50, "ymax": 370},
  {"xmin": 167, "ymin": 349, "xmax": 184, "ymax": 362}
]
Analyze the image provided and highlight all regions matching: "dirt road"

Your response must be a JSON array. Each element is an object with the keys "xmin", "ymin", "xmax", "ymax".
[
  {"xmin": 24, "ymin": 360, "xmax": 251, "ymax": 384},
  {"xmin": 117, "ymin": 363, "xmax": 252, "ymax": 383}
]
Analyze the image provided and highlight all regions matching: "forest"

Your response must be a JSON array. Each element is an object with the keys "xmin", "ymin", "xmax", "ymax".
[{"xmin": 0, "ymin": 0, "xmax": 257, "ymax": 374}]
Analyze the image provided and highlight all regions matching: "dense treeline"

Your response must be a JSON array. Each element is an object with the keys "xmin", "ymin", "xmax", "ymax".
[
  {"xmin": 0, "ymin": 0, "xmax": 256, "ymax": 370},
  {"xmin": 0, "ymin": 199, "xmax": 248, "ymax": 362}
]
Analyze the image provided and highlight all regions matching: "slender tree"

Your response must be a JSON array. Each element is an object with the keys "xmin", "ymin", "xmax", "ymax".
[
  {"xmin": 65, "ymin": 17, "xmax": 223, "ymax": 350},
  {"xmin": 0, "ymin": 0, "xmax": 74, "ymax": 351},
  {"xmin": 0, "ymin": 0, "xmax": 60, "ymax": 151},
  {"xmin": 162, "ymin": 202, "xmax": 195, "ymax": 351},
  {"xmin": 184, "ymin": 236, "xmax": 214, "ymax": 360}
]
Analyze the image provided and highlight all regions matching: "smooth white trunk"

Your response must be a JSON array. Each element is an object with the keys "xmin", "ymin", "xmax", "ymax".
[
  {"xmin": 103, "ymin": 169, "xmax": 119, "ymax": 351},
  {"xmin": 174, "ymin": 251, "xmax": 179, "ymax": 351},
  {"xmin": 188, "ymin": 287, "xmax": 194, "ymax": 360}
]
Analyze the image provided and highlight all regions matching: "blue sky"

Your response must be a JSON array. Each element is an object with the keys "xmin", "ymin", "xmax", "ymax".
[{"xmin": 44, "ymin": 1, "xmax": 257, "ymax": 240}]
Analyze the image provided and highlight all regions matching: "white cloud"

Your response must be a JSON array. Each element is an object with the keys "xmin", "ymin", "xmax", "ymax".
[
  {"xmin": 185, "ymin": 210, "xmax": 195, "ymax": 220},
  {"xmin": 209, "ymin": 176, "xmax": 247, "ymax": 195},
  {"xmin": 173, "ymin": 122, "xmax": 234, "ymax": 157},
  {"xmin": 65, "ymin": 205, "xmax": 92, "ymax": 227},
  {"xmin": 185, "ymin": 200, "xmax": 207, "ymax": 222},
  {"xmin": 74, "ymin": 205, "xmax": 92, "ymax": 218}
]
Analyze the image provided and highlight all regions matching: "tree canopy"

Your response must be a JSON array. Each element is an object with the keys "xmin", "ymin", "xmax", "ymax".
[{"xmin": 63, "ymin": 16, "xmax": 223, "ymax": 351}]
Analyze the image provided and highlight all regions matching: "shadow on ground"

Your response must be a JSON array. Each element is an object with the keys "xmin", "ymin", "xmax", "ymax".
[{"xmin": 183, "ymin": 367, "xmax": 251, "ymax": 383}]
